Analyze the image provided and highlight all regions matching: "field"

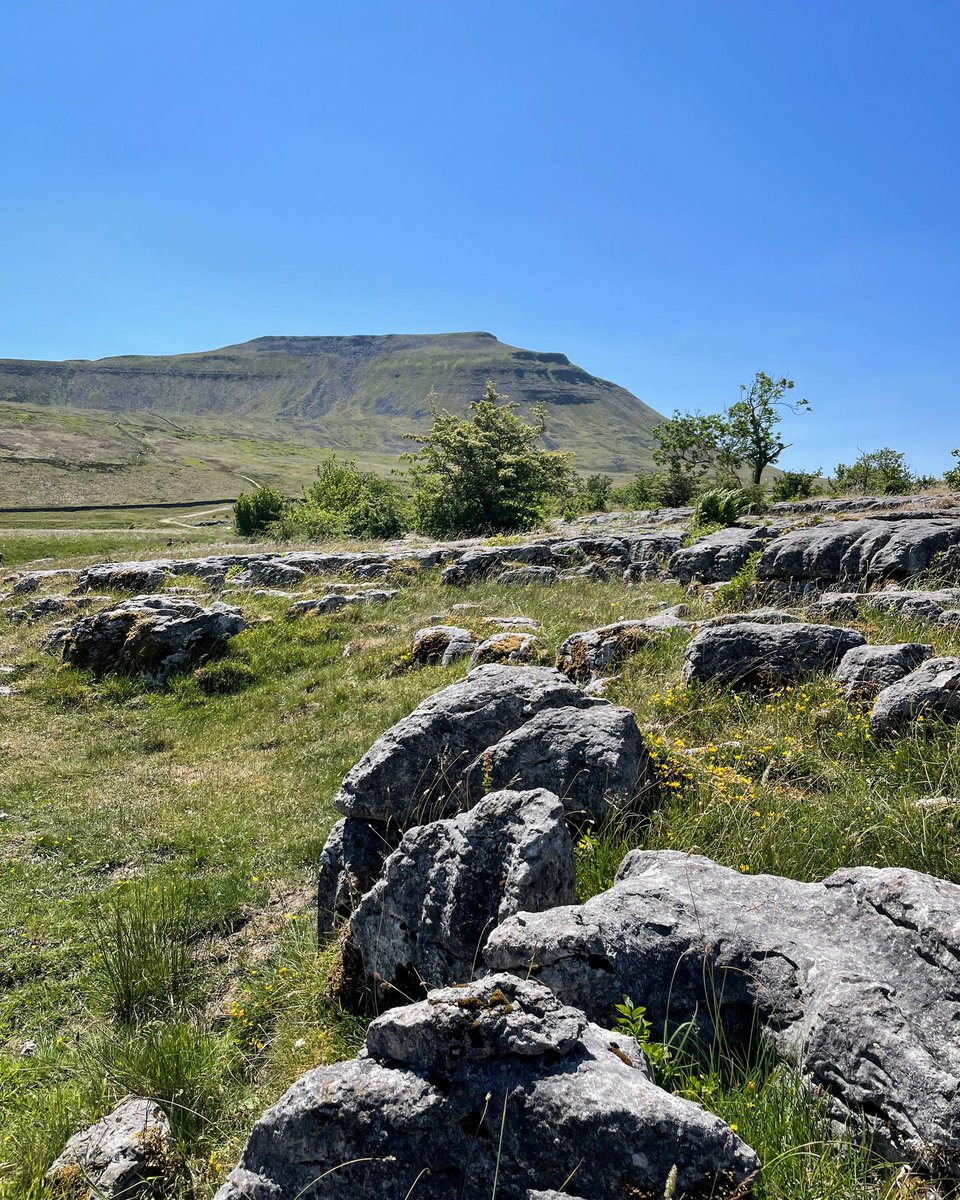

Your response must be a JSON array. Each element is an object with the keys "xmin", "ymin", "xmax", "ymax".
[{"xmin": 2, "ymin": 535, "xmax": 959, "ymax": 1197}]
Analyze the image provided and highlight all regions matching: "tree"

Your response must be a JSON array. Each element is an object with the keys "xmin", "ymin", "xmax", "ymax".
[
  {"xmin": 650, "ymin": 373, "xmax": 809, "ymax": 490},
  {"xmin": 726, "ymin": 373, "xmax": 809, "ymax": 486},
  {"xmin": 404, "ymin": 381, "xmax": 573, "ymax": 536}
]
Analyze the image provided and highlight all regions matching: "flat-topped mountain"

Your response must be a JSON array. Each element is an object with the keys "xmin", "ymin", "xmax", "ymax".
[{"xmin": 0, "ymin": 332, "xmax": 664, "ymax": 509}]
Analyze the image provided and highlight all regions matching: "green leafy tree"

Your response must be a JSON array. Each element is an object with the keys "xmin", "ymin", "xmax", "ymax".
[
  {"xmin": 233, "ymin": 485, "xmax": 285, "ymax": 536},
  {"xmin": 404, "ymin": 381, "xmax": 573, "ymax": 536},
  {"xmin": 726, "ymin": 373, "xmax": 810, "ymax": 486},
  {"xmin": 651, "ymin": 411, "xmax": 731, "ymax": 481}
]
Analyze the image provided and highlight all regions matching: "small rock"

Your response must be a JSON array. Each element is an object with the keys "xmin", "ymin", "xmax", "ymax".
[
  {"xmin": 47, "ymin": 1096, "xmax": 182, "ymax": 1199},
  {"xmin": 871, "ymin": 657, "xmax": 960, "ymax": 735},
  {"xmin": 469, "ymin": 631, "xmax": 538, "ymax": 667},
  {"xmin": 835, "ymin": 643, "xmax": 932, "ymax": 700}
]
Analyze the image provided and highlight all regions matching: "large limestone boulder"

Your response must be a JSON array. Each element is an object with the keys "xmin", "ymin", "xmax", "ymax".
[
  {"xmin": 331, "ymin": 665, "xmax": 592, "ymax": 826},
  {"xmin": 669, "ymin": 524, "xmax": 777, "ymax": 584},
  {"xmin": 756, "ymin": 518, "xmax": 960, "ymax": 586},
  {"xmin": 58, "ymin": 595, "xmax": 245, "ymax": 681},
  {"xmin": 809, "ymin": 588, "xmax": 960, "ymax": 623},
  {"xmin": 461, "ymin": 704, "xmax": 654, "ymax": 826},
  {"xmin": 47, "ymin": 1096, "xmax": 182, "ymax": 1198},
  {"xmin": 682, "ymin": 620, "xmax": 865, "ymax": 686},
  {"xmin": 214, "ymin": 974, "xmax": 759, "ymax": 1200},
  {"xmin": 870, "ymin": 656, "xmax": 960, "ymax": 735},
  {"xmin": 834, "ymin": 642, "xmax": 932, "ymax": 700},
  {"xmin": 485, "ymin": 851, "xmax": 960, "ymax": 1172},
  {"xmin": 348, "ymin": 789, "xmax": 575, "ymax": 1004}
]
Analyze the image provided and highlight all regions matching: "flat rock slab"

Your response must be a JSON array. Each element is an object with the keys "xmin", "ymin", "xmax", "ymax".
[
  {"xmin": 683, "ymin": 620, "xmax": 865, "ymax": 686},
  {"xmin": 332, "ymin": 665, "xmax": 593, "ymax": 826},
  {"xmin": 757, "ymin": 519, "xmax": 960, "ymax": 585},
  {"xmin": 348, "ymin": 789, "xmax": 576, "ymax": 1004},
  {"xmin": 214, "ymin": 974, "xmax": 759, "ymax": 1200},
  {"xmin": 485, "ymin": 851, "xmax": 960, "ymax": 1172},
  {"xmin": 871, "ymin": 656, "xmax": 960, "ymax": 735},
  {"xmin": 59, "ymin": 595, "xmax": 245, "ymax": 681}
]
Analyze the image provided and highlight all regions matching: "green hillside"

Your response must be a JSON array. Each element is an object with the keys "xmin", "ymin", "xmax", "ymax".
[{"xmin": 0, "ymin": 332, "xmax": 664, "ymax": 508}]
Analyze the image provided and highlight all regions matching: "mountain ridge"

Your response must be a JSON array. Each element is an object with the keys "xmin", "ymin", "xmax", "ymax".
[{"xmin": 0, "ymin": 332, "xmax": 664, "ymax": 509}]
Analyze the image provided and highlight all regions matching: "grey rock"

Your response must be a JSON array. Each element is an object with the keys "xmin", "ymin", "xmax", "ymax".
[
  {"xmin": 349, "ymin": 789, "xmax": 576, "ymax": 1003},
  {"xmin": 47, "ymin": 1095, "xmax": 181, "ymax": 1198},
  {"xmin": 835, "ymin": 643, "xmax": 932, "ymax": 700},
  {"xmin": 485, "ymin": 850, "xmax": 960, "ymax": 1172},
  {"xmin": 670, "ymin": 525, "xmax": 777, "ymax": 584},
  {"xmin": 484, "ymin": 616, "xmax": 540, "ymax": 630},
  {"xmin": 870, "ymin": 657, "xmax": 960, "ymax": 735},
  {"xmin": 469, "ymin": 631, "xmax": 539, "ymax": 667},
  {"xmin": 940, "ymin": 609, "xmax": 960, "ymax": 627},
  {"xmin": 317, "ymin": 817, "xmax": 399, "ymax": 931},
  {"xmin": 462, "ymin": 704, "xmax": 655, "ymax": 827},
  {"xmin": 757, "ymin": 519, "xmax": 960, "ymax": 585},
  {"xmin": 214, "ymin": 973, "xmax": 758, "ymax": 1200},
  {"xmin": 59, "ymin": 595, "xmax": 245, "ymax": 681},
  {"xmin": 232, "ymin": 559, "xmax": 307, "ymax": 587},
  {"xmin": 699, "ymin": 608, "xmax": 799, "ymax": 627},
  {"xmin": 441, "ymin": 544, "xmax": 554, "ymax": 586},
  {"xmin": 6, "ymin": 594, "xmax": 107, "ymax": 624},
  {"xmin": 11, "ymin": 568, "xmax": 78, "ymax": 595},
  {"xmin": 75, "ymin": 561, "xmax": 172, "ymax": 593},
  {"xmin": 683, "ymin": 620, "xmax": 865, "ymax": 686},
  {"xmin": 288, "ymin": 590, "xmax": 398, "ymax": 617},
  {"xmin": 809, "ymin": 589, "xmax": 960, "ymax": 623},
  {"xmin": 497, "ymin": 566, "xmax": 558, "ymax": 586},
  {"xmin": 332, "ymin": 665, "xmax": 592, "ymax": 825}
]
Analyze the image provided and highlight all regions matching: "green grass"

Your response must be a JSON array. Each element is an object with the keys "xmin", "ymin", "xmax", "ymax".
[{"xmin": 1, "ymin": 548, "xmax": 958, "ymax": 1196}]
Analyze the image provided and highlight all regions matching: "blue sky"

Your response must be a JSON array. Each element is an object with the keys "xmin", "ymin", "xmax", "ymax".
[{"xmin": 1, "ymin": 1, "xmax": 957, "ymax": 474}]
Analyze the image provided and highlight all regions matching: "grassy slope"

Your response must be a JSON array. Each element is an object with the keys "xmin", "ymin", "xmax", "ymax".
[
  {"xmin": 0, "ymin": 334, "xmax": 663, "ymax": 508},
  {"xmin": 3, "ymin": 538, "xmax": 956, "ymax": 1197}
]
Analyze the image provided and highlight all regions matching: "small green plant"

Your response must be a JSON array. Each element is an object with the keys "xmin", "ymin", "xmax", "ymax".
[
  {"xmin": 234, "ymin": 484, "xmax": 285, "ymax": 536},
  {"xmin": 613, "ymin": 995, "xmax": 652, "ymax": 1043},
  {"xmin": 693, "ymin": 488, "xmax": 748, "ymax": 526}
]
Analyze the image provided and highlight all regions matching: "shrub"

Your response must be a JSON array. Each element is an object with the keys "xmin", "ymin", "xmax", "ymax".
[
  {"xmin": 404, "ymin": 381, "xmax": 573, "ymax": 536},
  {"xmin": 832, "ymin": 448, "xmax": 917, "ymax": 496},
  {"xmin": 276, "ymin": 456, "xmax": 410, "ymax": 540},
  {"xmin": 771, "ymin": 469, "xmax": 821, "ymax": 502},
  {"xmin": 945, "ymin": 450, "xmax": 960, "ymax": 490},
  {"xmin": 233, "ymin": 485, "xmax": 285, "ymax": 536},
  {"xmin": 693, "ymin": 488, "xmax": 749, "ymax": 526}
]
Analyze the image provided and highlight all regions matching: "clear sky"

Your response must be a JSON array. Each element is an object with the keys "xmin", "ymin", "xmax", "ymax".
[{"xmin": 1, "ymin": 1, "xmax": 957, "ymax": 474}]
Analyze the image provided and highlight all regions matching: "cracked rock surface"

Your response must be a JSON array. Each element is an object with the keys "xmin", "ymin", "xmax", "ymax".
[{"xmin": 485, "ymin": 850, "xmax": 960, "ymax": 1172}]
